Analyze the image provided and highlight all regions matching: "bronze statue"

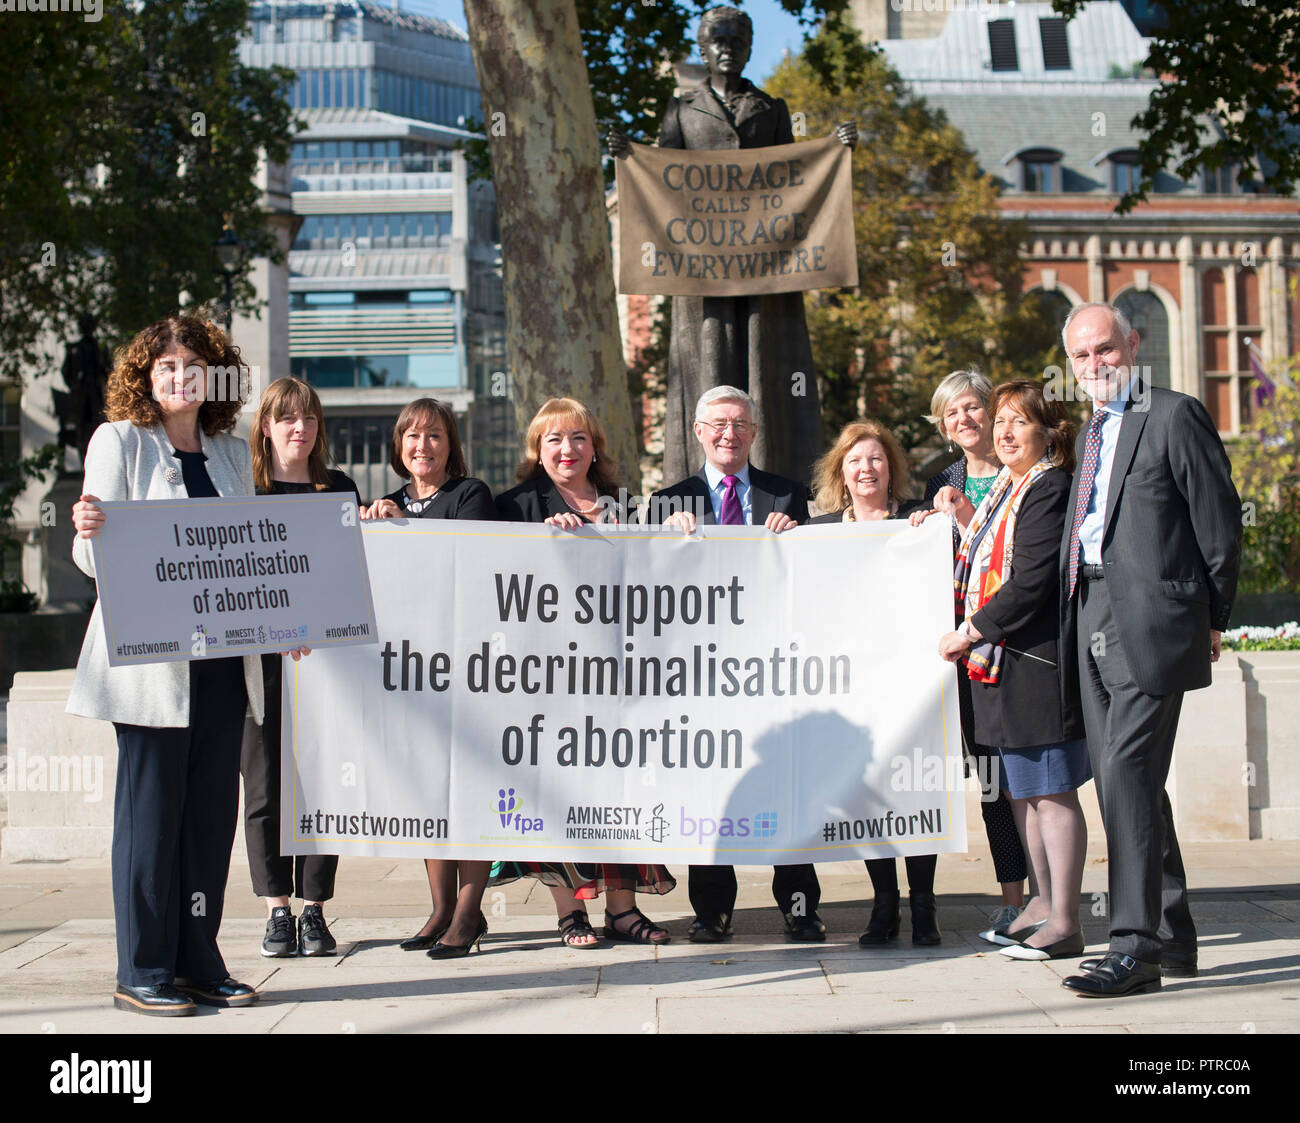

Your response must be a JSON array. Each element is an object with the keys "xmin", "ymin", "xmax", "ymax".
[
  {"xmin": 611, "ymin": 6, "xmax": 856, "ymax": 484},
  {"xmin": 53, "ymin": 313, "xmax": 109, "ymax": 467}
]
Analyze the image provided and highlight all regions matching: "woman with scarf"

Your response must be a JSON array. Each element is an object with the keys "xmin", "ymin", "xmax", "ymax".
[{"xmin": 930, "ymin": 380, "xmax": 1091, "ymax": 961}]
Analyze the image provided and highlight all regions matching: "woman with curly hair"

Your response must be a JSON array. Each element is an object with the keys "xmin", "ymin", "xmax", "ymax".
[{"xmin": 68, "ymin": 315, "xmax": 286, "ymax": 1017}]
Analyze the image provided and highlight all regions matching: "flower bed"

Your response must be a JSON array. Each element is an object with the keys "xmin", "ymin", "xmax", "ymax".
[{"xmin": 1222, "ymin": 622, "xmax": 1300, "ymax": 651}]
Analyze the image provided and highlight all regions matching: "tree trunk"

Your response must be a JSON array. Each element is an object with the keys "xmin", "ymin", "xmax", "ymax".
[{"xmin": 464, "ymin": 1, "xmax": 640, "ymax": 492}]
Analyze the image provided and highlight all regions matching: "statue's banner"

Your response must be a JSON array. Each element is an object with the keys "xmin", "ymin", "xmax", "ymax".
[
  {"xmin": 282, "ymin": 518, "xmax": 965, "ymax": 864},
  {"xmin": 92, "ymin": 493, "xmax": 376, "ymax": 665},
  {"xmin": 616, "ymin": 135, "xmax": 858, "ymax": 297}
]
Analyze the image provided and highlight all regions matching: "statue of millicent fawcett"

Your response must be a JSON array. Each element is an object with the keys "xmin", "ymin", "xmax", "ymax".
[{"xmin": 610, "ymin": 5, "xmax": 856, "ymax": 484}]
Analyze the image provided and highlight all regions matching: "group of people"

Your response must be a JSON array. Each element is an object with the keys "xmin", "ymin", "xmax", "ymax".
[{"xmin": 68, "ymin": 298, "xmax": 1240, "ymax": 1017}]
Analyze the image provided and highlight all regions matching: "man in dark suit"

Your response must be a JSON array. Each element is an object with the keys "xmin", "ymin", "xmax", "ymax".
[
  {"xmin": 1057, "ymin": 303, "xmax": 1241, "ymax": 997},
  {"xmin": 650, "ymin": 385, "xmax": 824, "ymax": 943}
]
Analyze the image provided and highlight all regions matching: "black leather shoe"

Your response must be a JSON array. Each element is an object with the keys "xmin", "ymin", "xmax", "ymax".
[
  {"xmin": 1062, "ymin": 953, "xmax": 1161, "ymax": 997},
  {"xmin": 783, "ymin": 911, "xmax": 827, "ymax": 942},
  {"xmin": 174, "ymin": 977, "xmax": 259, "ymax": 1008},
  {"xmin": 1158, "ymin": 944, "xmax": 1199, "ymax": 977},
  {"xmin": 687, "ymin": 916, "xmax": 732, "ymax": 943},
  {"xmin": 112, "ymin": 983, "xmax": 196, "ymax": 1017},
  {"xmin": 909, "ymin": 891, "xmax": 941, "ymax": 946},
  {"xmin": 1079, "ymin": 947, "xmax": 1197, "ymax": 978},
  {"xmin": 858, "ymin": 890, "xmax": 901, "ymax": 945}
]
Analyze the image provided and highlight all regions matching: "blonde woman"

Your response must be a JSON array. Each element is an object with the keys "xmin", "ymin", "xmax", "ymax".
[
  {"xmin": 493, "ymin": 399, "xmax": 674, "ymax": 946},
  {"xmin": 808, "ymin": 421, "xmax": 943, "ymax": 945}
]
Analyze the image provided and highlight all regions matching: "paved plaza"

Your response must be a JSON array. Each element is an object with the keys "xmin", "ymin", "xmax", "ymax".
[{"xmin": 1, "ymin": 800, "xmax": 1296, "ymax": 1036}]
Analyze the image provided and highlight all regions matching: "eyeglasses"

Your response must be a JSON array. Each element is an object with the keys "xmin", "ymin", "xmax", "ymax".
[{"xmin": 700, "ymin": 420, "xmax": 754, "ymax": 436}]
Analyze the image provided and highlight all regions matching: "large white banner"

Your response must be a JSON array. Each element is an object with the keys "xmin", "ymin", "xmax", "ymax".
[{"xmin": 282, "ymin": 518, "xmax": 966, "ymax": 864}]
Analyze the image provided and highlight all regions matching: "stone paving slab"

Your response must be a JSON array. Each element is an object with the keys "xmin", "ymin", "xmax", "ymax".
[
  {"xmin": 656, "ymin": 990, "xmax": 1059, "ymax": 1033},
  {"xmin": 1, "ymin": 843, "xmax": 1297, "ymax": 1036}
]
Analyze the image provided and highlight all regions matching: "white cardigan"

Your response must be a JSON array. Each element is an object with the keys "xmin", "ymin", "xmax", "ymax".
[{"xmin": 66, "ymin": 420, "xmax": 266, "ymax": 728}]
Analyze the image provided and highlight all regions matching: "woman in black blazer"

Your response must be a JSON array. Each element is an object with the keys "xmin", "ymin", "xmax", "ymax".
[
  {"xmin": 363, "ymin": 398, "xmax": 496, "ymax": 958},
  {"xmin": 807, "ymin": 420, "xmax": 944, "ymax": 947},
  {"xmin": 919, "ymin": 370, "xmax": 1028, "ymax": 939},
  {"xmin": 931, "ymin": 380, "xmax": 1090, "ymax": 962},
  {"xmin": 493, "ymin": 398, "xmax": 673, "ymax": 948},
  {"xmin": 244, "ymin": 377, "xmax": 362, "ymax": 961}
]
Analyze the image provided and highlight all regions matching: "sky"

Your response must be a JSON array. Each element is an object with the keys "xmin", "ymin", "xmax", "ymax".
[{"xmin": 397, "ymin": 1, "xmax": 811, "ymax": 85}]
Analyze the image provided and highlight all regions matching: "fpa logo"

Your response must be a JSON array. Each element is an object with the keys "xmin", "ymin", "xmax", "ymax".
[{"xmin": 492, "ymin": 786, "xmax": 543, "ymax": 834}]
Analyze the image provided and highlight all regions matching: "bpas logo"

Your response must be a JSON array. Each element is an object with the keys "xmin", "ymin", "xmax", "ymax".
[
  {"xmin": 679, "ymin": 809, "xmax": 779, "ymax": 840},
  {"xmin": 268, "ymin": 624, "xmax": 309, "ymax": 642},
  {"xmin": 492, "ymin": 786, "xmax": 543, "ymax": 835}
]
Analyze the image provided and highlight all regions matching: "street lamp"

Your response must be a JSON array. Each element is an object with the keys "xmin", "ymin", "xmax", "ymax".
[{"xmin": 213, "ymin": 225, "xmax": 243, "ymax": 336}]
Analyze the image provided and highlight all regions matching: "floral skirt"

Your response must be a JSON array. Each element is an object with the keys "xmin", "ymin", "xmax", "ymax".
[{"xmin": 489, "ymin": 862, "xmax": 676, "ymax": 900}]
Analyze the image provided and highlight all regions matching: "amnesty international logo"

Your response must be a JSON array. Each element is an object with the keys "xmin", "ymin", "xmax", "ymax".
[{"xmin": 646, "ymin": 803, "xmax": 669, "ymax": 843}]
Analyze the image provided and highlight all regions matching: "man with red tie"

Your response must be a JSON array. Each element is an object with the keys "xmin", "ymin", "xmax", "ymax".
[
  {"xmin": 650, "ymin": 385, "xmax": 822, "ymax": 942},
  {"xmin": 1057, "ymin": 303, "xmax": 1241, "ymax": 997}
]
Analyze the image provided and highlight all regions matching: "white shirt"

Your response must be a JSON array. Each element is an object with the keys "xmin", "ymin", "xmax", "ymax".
[
  {"xmin": 1079, "ymin": 381, "xmax": 1133, "ymax": 565},
  {"xmin": 703, "ymin": 461, "xmax": 753, "ymax": 525}
]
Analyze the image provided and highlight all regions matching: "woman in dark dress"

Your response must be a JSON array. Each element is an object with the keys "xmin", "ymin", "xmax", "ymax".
[
  {"xmin": 362, "ymin": 398, "xmax": 497, "ymax": 958},
  {"xmin": 808, "ymin": 420, "xmax": 941, "ymax": 946},
  {"xmin": 244, "ymin": 378, "xmax": 360, "ymax": 959},
  {"xmin": 493, "ymin": 398, "xmax": 675, "ymax": 947}
]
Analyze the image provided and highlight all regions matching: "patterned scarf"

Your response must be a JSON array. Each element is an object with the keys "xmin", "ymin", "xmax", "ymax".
[{"xmin": 953, "ymin": 458, "xmax": 1054, "ymax": 685}]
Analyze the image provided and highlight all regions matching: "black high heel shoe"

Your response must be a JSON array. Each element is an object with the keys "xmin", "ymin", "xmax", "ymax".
[
  {"xmin": 400, "ymin": 918, "xmax": 450, "ymax": 951},
  {"xmin": 427, "ymin": 912, "xmax": 488, "ymax": 960}
]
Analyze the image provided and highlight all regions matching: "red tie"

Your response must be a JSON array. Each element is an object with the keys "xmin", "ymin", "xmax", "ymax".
[{"xmin": 1066, "ymin": 410, "xmax": 1107, "ymax": 599}]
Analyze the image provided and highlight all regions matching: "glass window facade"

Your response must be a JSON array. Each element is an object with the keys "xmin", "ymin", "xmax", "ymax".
[
  {"xmin": 291, "ymin": 353, "xmax": 459, "ymax": 390},
  {"xmin": 292, "ymin": 212, "xmax": 453, "ymax": 250}
]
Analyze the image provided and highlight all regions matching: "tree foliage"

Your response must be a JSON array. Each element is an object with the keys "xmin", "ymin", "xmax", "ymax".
[
  {"xmin": 0, "ymin": 0, "xmax": 297, "ymax": 387},
  {"xmin": 0, "ymin": 0, "xmax": 296, "ymax": 606},
  {"xmin": 1053, "ymin": 0, "xmax": 1300, "ymax": 212},
  {"xmin": 765, "ymin": 22, "xmax": 1062, "ymax": 456},
  {"xmin": 1231, "ymin": 357, "xmax": 1300, "ymax": 594}
]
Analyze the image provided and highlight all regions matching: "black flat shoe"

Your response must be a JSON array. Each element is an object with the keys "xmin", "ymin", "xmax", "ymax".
[
  {"xmin": 112, "ymin": 983, "xmax": 196, "ymax": 1017},
  {"xmin": 687, "ymin": 916, "xmax": 732, "ymax": 943},
  {"xmin": 1000, "ymin": 931, "xmax": 1085, "ymax": 960},
  {"xmin": 1062, "ymin": 953, "xmax": 1161, "ymax": 997},
  {"xmin": 173, "ymin": 977, "xmax": 259, "ymax": 1008},
  {"xmin": 784, "ymin": 912, "xmax": 827, "ymax": 942}
]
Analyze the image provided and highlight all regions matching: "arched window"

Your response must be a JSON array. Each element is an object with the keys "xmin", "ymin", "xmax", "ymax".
[{"xmin": 1114, "ymin": 291, "xmax": 1170, "ymax": 390}]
